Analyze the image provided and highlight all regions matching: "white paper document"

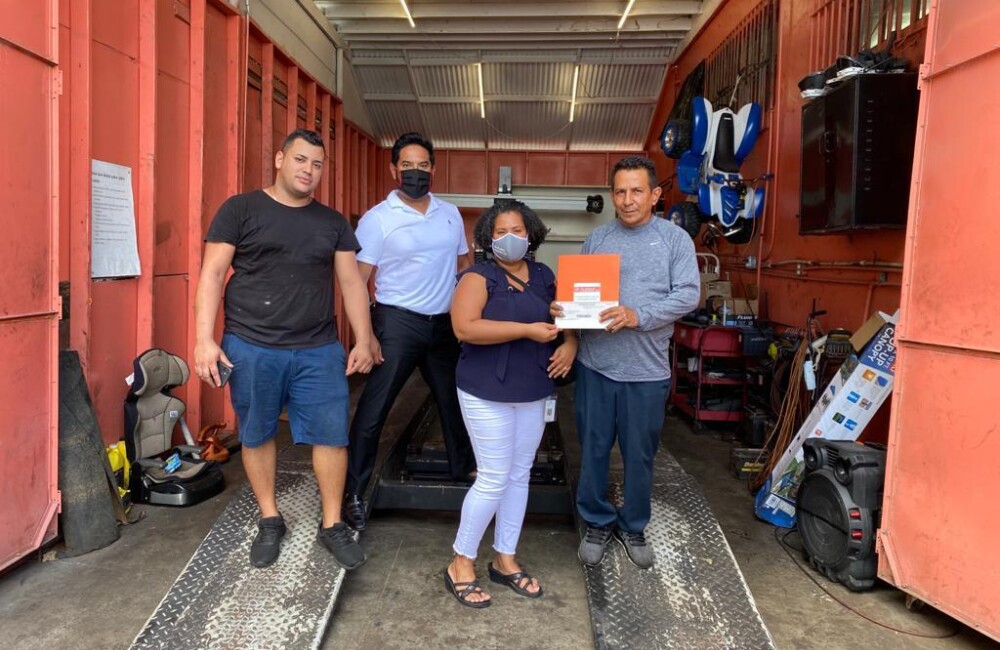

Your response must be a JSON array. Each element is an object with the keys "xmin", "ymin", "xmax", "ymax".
[
  {"xmin": 555, "ymin": 282, "xmax": 618, "ymax": 329},
  {"xmin": 91, "ymin": 159, "xmax": 141, "ymax": 278}
]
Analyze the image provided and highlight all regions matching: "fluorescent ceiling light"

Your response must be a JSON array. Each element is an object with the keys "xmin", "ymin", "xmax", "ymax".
[
  {"xmin": 617, "ymin": 0, "xmax": 636, "ymax": 29},
  {"xmin": 477, "ymin": 62, "xmax": 485, "ymax": 119},
  {"xmin": 569, "ymin": 65, "xmax": 579, "ymax": 123},
  {"xmin": 399, "ymin": 0, "xmax": 415, "ymax": 28}
]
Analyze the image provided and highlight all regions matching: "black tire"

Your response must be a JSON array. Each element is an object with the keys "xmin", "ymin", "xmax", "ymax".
[
  {"xmin": 660, "ymin": 118, "xmax": 692, "ymax": 159},
  {"xmin": 722, "ymin": 218, "xmax": 754, "ymax": 244},
  {"xmin": 667, "ymin": 202, "xmax": 703, "ymax": 239}
]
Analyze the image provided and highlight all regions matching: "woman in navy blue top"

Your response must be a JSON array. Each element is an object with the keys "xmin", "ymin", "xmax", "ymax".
[{"xmin": 443, "ymin": 199, "xmax": 577, "ymax": 608}]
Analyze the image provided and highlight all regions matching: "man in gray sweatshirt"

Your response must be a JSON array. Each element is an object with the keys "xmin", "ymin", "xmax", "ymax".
[{"xmin": 567, "ymin": 156, "xmax": 700, "ymax": 569}]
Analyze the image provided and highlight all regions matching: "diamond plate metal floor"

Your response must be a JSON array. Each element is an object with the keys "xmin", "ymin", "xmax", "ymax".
[
  {"xmin": 130, "ymin": 460, "xmax": 346, "ymax": 650},
  {"xmin": 580, "ymin": 451, "xmax": 775, "ymax": 650}
]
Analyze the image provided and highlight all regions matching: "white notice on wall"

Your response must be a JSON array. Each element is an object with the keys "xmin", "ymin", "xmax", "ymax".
[{"xmin": 91, "ymin": 160, "xmax": 141, "ymax": 278}]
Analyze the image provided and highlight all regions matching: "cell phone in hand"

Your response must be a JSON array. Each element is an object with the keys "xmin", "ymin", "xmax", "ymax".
[{"xmin": 217, "ymin": 361, "xmax": 233, "ymax": 387}]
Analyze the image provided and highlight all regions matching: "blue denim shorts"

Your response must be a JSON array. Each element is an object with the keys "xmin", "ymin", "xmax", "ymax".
[{"xmin": 221, "ymin": 333, "xmax": 350, "ymax": 448}]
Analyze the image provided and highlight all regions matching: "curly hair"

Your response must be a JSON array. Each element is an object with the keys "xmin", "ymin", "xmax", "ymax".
[{"xmin": 473, "ymin": 198, "xmax": 549, "ymax": 254}]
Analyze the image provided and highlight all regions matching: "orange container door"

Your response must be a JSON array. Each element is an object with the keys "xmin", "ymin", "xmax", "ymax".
[
  {"xmin": 0, "ymin": 0, "xmax": 61, "ymax": 570},
  {"xmin": 878, "ymin": 0, "xmax": 1000, "ymax": 641}
]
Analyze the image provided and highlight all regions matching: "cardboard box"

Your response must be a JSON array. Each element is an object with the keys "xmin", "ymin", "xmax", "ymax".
[
  {"xmin": 850, "ymin": 310, "xmax": 893, "ymax": 352},
  {"xmin": 700, "ymin": 279, "xmax": 732, "ymax": 305},
  {"xmin": 719, "ymin": 298, "xmax": 759, "ymax": 324},
  {"xmin": 754, "ymin": 310, "xmax": 898, "ymax": 527}
]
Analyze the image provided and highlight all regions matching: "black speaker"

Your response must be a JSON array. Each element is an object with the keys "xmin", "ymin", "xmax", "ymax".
[{"xmin": 797, "ymin": 439, "xmax": 887, "ymax": 591}]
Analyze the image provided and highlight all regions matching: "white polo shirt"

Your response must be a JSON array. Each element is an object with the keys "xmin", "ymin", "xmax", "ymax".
[{"xmin": 355, "ymin": 190, "xmax": 469, "ymax": 315}]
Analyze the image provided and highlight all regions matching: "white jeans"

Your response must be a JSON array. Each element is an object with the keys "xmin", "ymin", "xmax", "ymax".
[{"xmin": 452, "ymin": 388, "xmax": 547, "ymax": 559}]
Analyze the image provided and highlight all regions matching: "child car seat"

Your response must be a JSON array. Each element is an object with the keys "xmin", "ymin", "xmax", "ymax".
[{"xmin": 124, "ymin": 348, "xmax": 224, "ymax": 507}]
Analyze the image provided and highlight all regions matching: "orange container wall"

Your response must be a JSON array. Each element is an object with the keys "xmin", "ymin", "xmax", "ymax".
[
  {"xmin": 50, "ymin": 0, "xmax": 380, "ymax": 445},
  {"xmin": 0, "ymin": 0, "xmax": 61, "ymax": 570},
  {"xmin": 878, "ymin": 0, "xmax": 1000, "ymax": 641},
  {"xmin": 646, "ymin": 0, "xmax": 924, "ymax": 333},
  {"xmin": 375, "ymin": 150, "xmax": 644, "ymax": 199}
]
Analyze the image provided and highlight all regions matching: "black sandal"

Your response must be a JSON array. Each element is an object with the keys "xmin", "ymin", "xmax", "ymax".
[
  {"xmin": 444, "ymin": 568, "xmax": 491, "ymax": 608},
  {"xmin": 488, "ymin": 562, "xmax": 543, "ymax": 599}
]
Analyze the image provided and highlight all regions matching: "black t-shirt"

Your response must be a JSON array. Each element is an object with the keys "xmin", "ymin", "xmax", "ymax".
[{"xmin": 205, "ymin": 189, "xmax": 360, "ymax": 348}]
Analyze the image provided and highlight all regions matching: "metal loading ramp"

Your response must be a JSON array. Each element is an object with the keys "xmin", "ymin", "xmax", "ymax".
[
  {"xmin": 128, "ymin": 376, "xmax": 430, "ymax": 650},
  {"xmin": 130, "ymin": 459, "xmax": 347, "ymax": 650},
  {"xmin": 578, "ymin": 451, "xmax": 775, "ymax": 649},
  {"xmin": 131, "ymin": 377, "xmax": 773, "ymax": 649}
]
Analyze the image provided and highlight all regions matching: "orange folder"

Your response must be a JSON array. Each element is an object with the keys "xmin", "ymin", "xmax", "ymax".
[{"xmin": 555, "ymin": 254, "xmax": 620, "ymax": 302}]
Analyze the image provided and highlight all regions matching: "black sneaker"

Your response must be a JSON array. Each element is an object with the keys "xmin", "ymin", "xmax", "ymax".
[
  {"xmin": 250, "ymin": 515, "xmax": 286, "ymax": 568},
  {"xmin": 613, "ymin": 527, "xmax": 654, "ymax": 569},
  {"xmin": 318, "ymin": 522, "xmax": 367, "ymax": 570},
  {"xmin": 578, "ymin": 525, "xmax": 613, "ymax": 566},
  {"xmin": 342, "ymin": 494, "xmax": 367, "ymax": 532}
]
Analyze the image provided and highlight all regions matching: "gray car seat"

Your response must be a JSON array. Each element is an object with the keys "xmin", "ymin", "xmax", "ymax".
[{"xmin": 123, "ymin": 348, "xmax": 224, "ymax": 506}]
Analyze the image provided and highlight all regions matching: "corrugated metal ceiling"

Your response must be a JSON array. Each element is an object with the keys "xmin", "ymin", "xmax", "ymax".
[{"xmin": 312, "ymin": 1, "xmax": 707, "ymax": 150}]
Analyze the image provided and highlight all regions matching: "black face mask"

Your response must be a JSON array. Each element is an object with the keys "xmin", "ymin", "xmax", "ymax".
[{"xmin": 398, "ymin": 169, "xmax": 432, "ymax": 199}]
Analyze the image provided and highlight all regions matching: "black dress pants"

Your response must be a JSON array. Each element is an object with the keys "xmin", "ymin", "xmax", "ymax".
[{"xmin": 346, "ymin": 303, "xmax": 475, "ymax": 496}]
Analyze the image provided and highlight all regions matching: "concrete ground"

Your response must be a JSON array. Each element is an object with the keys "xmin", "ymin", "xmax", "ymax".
[{"xmin": 0, "ymin": 400, "xmax": 996, "ymax": 649}]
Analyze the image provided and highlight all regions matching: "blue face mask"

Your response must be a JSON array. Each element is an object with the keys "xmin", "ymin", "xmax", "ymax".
[{"xmin": 491, "ymin": 233, "xmax": 530, "ymax": 262}]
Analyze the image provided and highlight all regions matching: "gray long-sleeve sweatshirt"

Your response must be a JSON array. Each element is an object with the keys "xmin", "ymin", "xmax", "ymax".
[{"xmin": 576, "ymin": 216, "xmax": 701, "ymax": 382}]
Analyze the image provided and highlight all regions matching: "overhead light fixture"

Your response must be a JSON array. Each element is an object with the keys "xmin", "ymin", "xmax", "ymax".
[
  {"xmin": 399, "ymin": 0, "xmax": 415, "ymax": 28},
  {"xmin": 617, "ymin": 0, "xmax": 636, "ymax": 30},
  {"xmin": 569, "ymin": 65, "xmax": 579, "ymax": 123},
  {"xmin": 477, "ymin": 62, "xmax": 485, "ymax": 119}
]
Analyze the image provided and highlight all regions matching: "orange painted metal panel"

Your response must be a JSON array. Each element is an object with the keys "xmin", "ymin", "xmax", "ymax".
[
  {"xmin": 0, "ymin": 320, "xmax": 60, "ymax": 569},
  {"xmin": 1, "ymin": 55, "xmax": 58, "ymax": 318},
  {"xmin": 261, "ymin": 43, "xmax": 275, "ymax": 188},
  {"xmin": 156, "ymin": 0, "xmax": 190, "ymax": 84},
  {"xmin": 89, "ymin": 281, "xmax": 139, "ymax": 444},
  {"xmin": 567, "ymin": 153, "xmax": 612, "ymax": 187},
  {"xmin": 880, "ymin": 350, "xmax": 1000, "ymax": 638},
  {"xmin": 91, "ymin": 0, "xmax": 138, "ymax": 59},
  {"xmin": 58, "ymin": 22, "xmax": 71, "ymax": 282},
  {"xmin": 154, "ymin": 72, "xmax": 191, "ymax": 276},
  {"xmin": 67, "ymin": 0, "xmax": 93, "ymax": 371},
  {"xmin": 286, "ymin": 65, "xmax": 299, "ymax": 134},
  {"xmin": 90, "ymin": 46, "xmax": 139, "ymax": 174},
  {"xmin": 447, "ymin": 151, "xmax": 488, "ymax": 194},
  {"xmin": 0, "ymin": 0, "xmax": 55, "ymax": 58},
  {"xmin": 367, "ymin": 140, "xmax": 378, "ymax": 208},
  {"xmin": 0, "ymin": 0, "xmax": 60, "ymax": 570},
  {"xmin": 244, "ymin": 85, "xmax": 263, "ymax": 190},
  {"xmin": 879, "ymin": 0, "xmax": 1000, "ymax": 640},
  {"xmin": 487, "ymin": 151, "xmax": 527, "ymax": 194},
  {"xmin": 198, "ymin": 1, "xmax": 237, "ymax": 430},
  {"xmin": 152, "ymin": 274, "xmax": 191, "ymax": 437},
  {"xmin": 525, "ymin": 153, "xmax": 567, "ymax": 186}
]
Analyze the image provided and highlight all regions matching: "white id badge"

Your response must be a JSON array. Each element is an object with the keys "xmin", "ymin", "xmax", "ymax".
[{"xmin": 544, "ymin": 394, "xmax": 557, "ymax": 423}]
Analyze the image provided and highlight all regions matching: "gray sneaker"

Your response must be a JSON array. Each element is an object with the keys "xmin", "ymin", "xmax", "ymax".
[
  {"xmin": 318, "ymin": 522, "xmax": 367, "ymax": 570},
  {"xmin": 578, "ymin": 526, "xmax": 613, "ymax": 566},
  {"xmin": 614, "ymin": 528, "xmax": 654, "ymax": 569}
]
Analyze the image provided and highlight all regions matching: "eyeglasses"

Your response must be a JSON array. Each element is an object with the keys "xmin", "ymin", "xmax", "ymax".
[{"xmin": 397, "ymin": 161, "xmax": 432, "ymax": 171}]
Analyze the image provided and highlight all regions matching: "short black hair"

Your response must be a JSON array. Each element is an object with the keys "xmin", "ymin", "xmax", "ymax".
[
  {"xmin": 473, "ymin": 198, "xmax": 548, "ymax": 254},
  {"xmin": 281, "ymin": 128, "xmax": 325, "ymax": 152},
  {"xmin": 611, "ymin": 155, "xmax": 658, "ymax": 189},
  {"xmin": 391, "ymin": 132, "xmax": 435, "ymax": 166}
]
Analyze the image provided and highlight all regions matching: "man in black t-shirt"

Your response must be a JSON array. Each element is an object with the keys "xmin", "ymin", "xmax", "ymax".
[{"xmin": 194, "ymin": 129, "xmax": 374, "ymax": 570}]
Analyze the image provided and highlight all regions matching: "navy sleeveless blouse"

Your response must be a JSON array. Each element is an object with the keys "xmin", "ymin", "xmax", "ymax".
[{"xmin": 455, "ymin": 261, "xmax": 556, "ymax": 403}]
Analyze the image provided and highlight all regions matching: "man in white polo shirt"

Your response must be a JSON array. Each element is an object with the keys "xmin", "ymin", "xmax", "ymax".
[{"xmin": 342, "ymin": 132, "xmax": 475, "ymax": 531}]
